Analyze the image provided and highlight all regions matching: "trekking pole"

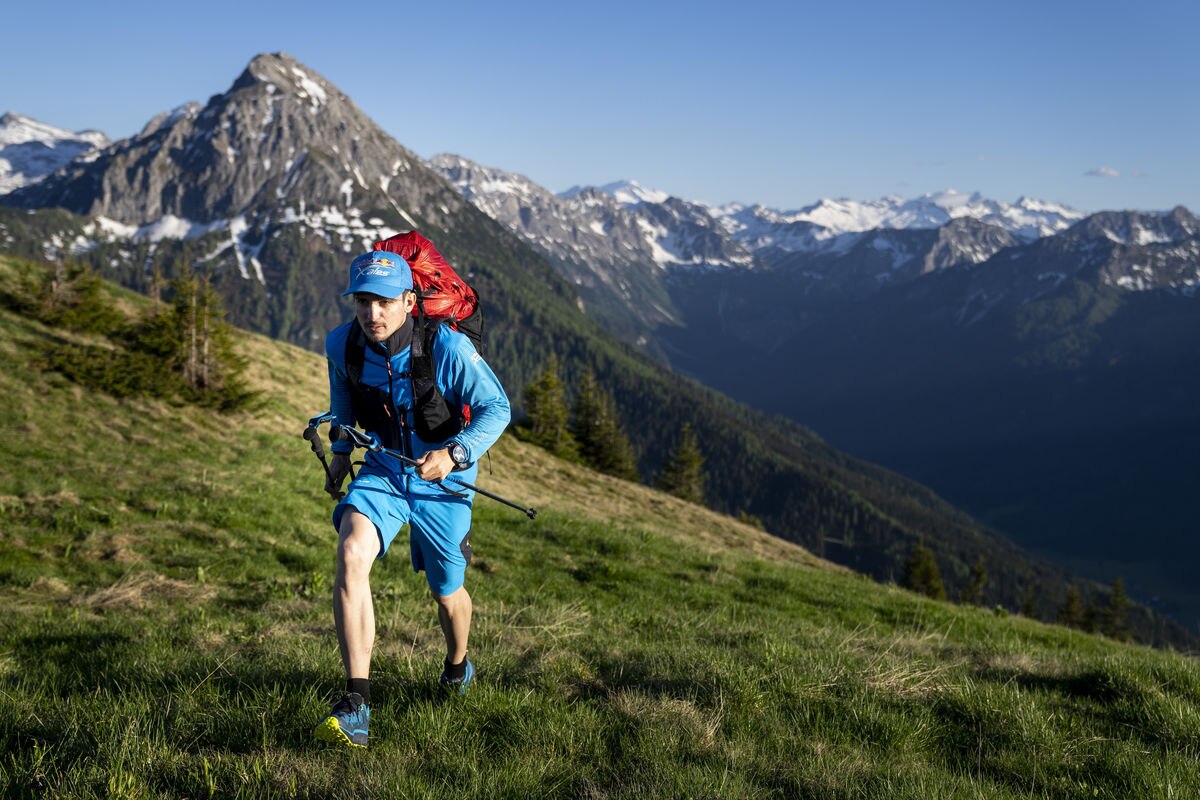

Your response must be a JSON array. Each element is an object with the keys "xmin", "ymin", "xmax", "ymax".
[
  {"xmin": 331, "ymin": 425, "xmax": 538, "ymax": 520},
  {"xmin": 303, "ymin": 411, "xmax": 355, "ymax": 500}
]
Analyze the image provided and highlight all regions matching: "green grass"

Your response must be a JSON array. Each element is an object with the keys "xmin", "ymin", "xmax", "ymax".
[{"xmin": 1, "ymin": 254, "xmax": 1198, "ymax": 799}]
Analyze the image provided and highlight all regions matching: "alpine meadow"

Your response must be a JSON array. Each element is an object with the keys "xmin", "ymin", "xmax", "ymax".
[{"xmin": 2, "ymin": 253, "xmax": 1200, "ymax": 798}]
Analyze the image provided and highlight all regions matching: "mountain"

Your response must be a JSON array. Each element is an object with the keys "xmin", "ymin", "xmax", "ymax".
[
  {"xmin": 1, "ymin": 53, "xmax": 1183, "ymax": 646},
  {"xmin": 716, "ymin": 190, "xmax": 1083, "ymax": 247},
  {"xmin": 429, "ymin": 157, "xmax": 755, "ymax": 358},
  {"xmin": 0, "ymin": 112, "xmax": 109, "ymax": 195},
  {"xmin": 430, "ymin": 155, "xmax": 680, "ymax": 355},
  {"xmin": 423, "ymin": 155, "xmax": 1200, "ymax": 631},
  {"xmin": 1, "ymin": 53, "xmax": 510, "ymax": 350},
  {"xmin": 429, "ymin": 159, "xmax": 1084, "ymax": 356},
  {"xmin": 440, "ymin": 160, "xmax": 1083, "ymax": 271},
  {"xmin": 657, "ymin": 206, "xmax": 1200, "ymax": 630}
]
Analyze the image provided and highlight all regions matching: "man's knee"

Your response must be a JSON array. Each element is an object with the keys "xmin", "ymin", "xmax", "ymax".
[
  {"xmin": 432, "ymin": 585, "xmax": 468, "ymax": 607},
  {"xmin": 338, "ymin": 513, "xmax": 379, "ymax": 571}
]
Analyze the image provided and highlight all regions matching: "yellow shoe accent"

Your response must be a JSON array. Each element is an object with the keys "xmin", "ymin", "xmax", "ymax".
[{"xmin": 313, "ymin": 715, "xmax": 365, "ymax": 748}]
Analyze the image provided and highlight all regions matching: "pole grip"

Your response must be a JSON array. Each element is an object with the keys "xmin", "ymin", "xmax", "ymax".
[{"xmin": 302, "ymin": 425, "xmax": 326, "ymax": 458}]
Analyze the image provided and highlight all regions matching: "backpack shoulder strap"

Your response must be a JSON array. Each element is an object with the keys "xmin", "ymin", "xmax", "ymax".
[
  {"xmin": 409, "ymin": 313, "xmax": 443, "ymax": 383},
  {"xmin": 344, "ymin": 320, "xmax": 366, "ymax": 389},
  {"xmin": 409, "ymin": 313, "xmax": 463, "ymax": 442}
]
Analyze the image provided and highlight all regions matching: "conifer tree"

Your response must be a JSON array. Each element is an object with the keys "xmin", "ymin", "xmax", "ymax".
[
  {"xmin": 1020, "ymin": 586, "xmax": 1038, "ymax": 618},
  {"xmin": 655, "ymin": 422, "xmax": 707, "ymax": 504},
  {"xmin": 1058, "ymin": 584, "xmax": 1085, "ymax": 628},
  {"xmin": 570, "ymin": 369, "xmax": 639, "ymax": 481},
  {"xmin": 150, "ymin": 259, "xmax": 165, "ymax": 311},
  {"xmin": 959, "ymin": 555, "xmax": 987, "ymax": 605},
  {"xmin": 1081, "ymin": 600, "xmax": 1100, "ymax": 634},
  {"xmin": 31, "ymin": 260, "xmax": 124, "ymax": 334},
  {"xmin": 521, "ymin": 354, "xmax": 577, "ymax": 459},
  {"xmin": 1102, "ymin": 577, "xmax": 1129, "ymax": 640},
  {"xmin": 901, "ymin": 540, "xmax": 946, "ymax": 600},
  {"xmin": 133, "ymin": 261, "xmax": 253, "ymax": 409}
]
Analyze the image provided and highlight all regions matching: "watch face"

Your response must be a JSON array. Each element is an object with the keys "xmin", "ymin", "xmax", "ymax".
[{"xmin": 450, "ymin": 443, "xmax": 467, "ymax": 464}]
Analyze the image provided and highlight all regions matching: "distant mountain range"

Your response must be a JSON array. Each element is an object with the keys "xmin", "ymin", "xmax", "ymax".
[
  {"xmin": 428, "ymin": 156, "xmax": 1116, "ymax": 357},
  {"xmin": 1, "ymin": 53, "xmax": 1194, "ymax": 644},
  {"xmin": 426, "ymin": 155, "xmax": 1200, "ymax": 631}
]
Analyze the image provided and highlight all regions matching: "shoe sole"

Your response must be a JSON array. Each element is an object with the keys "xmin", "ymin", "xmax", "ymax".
[{"xmin": 313, "ymin": 716, "xmax": 367, "ymax": 748}]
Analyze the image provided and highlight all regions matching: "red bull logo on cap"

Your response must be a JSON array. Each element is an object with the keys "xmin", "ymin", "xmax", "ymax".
[{"xmin": 343, "ymin": 250, "xmax": 414, "ymax": 298}]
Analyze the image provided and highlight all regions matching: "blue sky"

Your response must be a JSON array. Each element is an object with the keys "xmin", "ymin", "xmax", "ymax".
[{"xmin": 2, "ymin": 0, "xmax": 1196, "ymax": 213}]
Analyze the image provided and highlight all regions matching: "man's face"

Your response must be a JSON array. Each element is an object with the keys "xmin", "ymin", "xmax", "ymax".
[{"xmin": 354, "ymin": 291, "xmax": 416, "ymax": 343}]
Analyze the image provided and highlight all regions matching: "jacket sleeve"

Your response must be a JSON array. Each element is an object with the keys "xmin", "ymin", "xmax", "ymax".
[
  {"xmin": 325, "ymin": 325, "xmax": 356, "ymax": 455},
  {"xmin": 438, "ymin": 329, "xmax": 510, "ymax": 463}
]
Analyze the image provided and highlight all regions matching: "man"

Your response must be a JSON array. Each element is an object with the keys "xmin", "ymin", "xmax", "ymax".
[{"xmin": 313, "ymin": 250, "xmax": 510, "ymax": 748}]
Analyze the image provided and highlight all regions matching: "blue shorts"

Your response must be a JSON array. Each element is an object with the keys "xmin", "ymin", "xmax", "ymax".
[{"xmin": 332, "ymin": 466, "xmax": 474, "ymax": 595}]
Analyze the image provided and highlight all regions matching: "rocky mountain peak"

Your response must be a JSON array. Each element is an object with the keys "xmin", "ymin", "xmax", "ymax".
[
  {"xmin": 0, "ymin": 53, "xmax": 448, "ymax": 229},
  {"xmin": 1068, "ymin": 208, "xmax": 1199, "ymax": 247},
  {"xmin": 230, "ymin": 52, "xmax": 339, "ymax": 107},
  {"xmin": 922, "ymin": 217, "xmax": 1018, "ymax": 273}
]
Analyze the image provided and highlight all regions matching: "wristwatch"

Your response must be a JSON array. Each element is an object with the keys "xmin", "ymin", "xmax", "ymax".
[{"xmin": 447, "ymin": 441, "xmax": 468, "ymax": 468}]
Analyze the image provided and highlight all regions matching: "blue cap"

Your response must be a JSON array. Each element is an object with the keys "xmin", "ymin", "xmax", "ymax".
[{"xmin": 342, "ymin": 250, "xmax": 414, "ymax": 299}]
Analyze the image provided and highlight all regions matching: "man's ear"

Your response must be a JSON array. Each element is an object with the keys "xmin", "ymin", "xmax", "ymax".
[{"xmin": 404, "ymin": 291, "xmax": 417, "ymax": 313}]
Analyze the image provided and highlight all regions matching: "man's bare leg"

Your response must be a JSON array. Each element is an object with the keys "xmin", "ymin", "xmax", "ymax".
[
  {"xmin": 334, "ymin": 511, "xmax": 379, "ymax": 680},
  {"xmin": 434, "ymin": 586, "xmax": 472, "ymax": 665}
]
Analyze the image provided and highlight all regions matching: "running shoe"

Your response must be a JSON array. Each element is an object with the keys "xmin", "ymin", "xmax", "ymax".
[
  {"xmin": 439, "ymin": 659, "xmax": 475, "ymax": 695},
  {"xmin": 313, "ymin": 692, "xmax": 370, "ymax": 748}
]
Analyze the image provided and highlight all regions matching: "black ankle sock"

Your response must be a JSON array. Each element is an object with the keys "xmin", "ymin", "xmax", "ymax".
[
  {"xmin": 347, "ymin": 678, "xmax": 371, "ymax": 704},
  {"xmin": 444, "ymin": 658, "xmax": 467, "ymax": 681}
]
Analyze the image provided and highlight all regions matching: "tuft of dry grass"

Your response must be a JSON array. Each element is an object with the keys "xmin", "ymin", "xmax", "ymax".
[
  {"xmin": 610, "ymin": 689, "xmax": 725, "ymax": 753},
  {"xmin": 81, "ymin": 570, "xmax": 214, "ymax": 611}
]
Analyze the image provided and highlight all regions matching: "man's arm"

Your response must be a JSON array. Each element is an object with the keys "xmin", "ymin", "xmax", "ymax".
[
  {"xmin": 326, "ymin": 331, "xmax": 356, "ymax": 456},
  {"xmin": 439, "ymin": 329, "xmax": 511, "ymax": 464},
  {"xmin": 325, "ymin": 327, "xmax": 357, "ymax": 496}
]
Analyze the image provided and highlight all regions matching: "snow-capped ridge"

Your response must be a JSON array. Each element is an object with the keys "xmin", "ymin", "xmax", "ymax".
[
  {"xmin": 705, "ymin": 190, "xmax": 1086, "ymax": 257},
  {"xmin": 0, "ymin": 112, "xmax": 108, "ymax": 148},
  {"xmin": 0, "ymin": 112, "xmax": 111, "ymax": 195},
  {"xmin": 562, "ymin": 179, "xmax": 670, "ymax": 207}
]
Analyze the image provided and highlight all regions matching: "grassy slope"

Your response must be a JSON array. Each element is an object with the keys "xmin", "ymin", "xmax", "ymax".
[{"xmin": 1, "ymin": 255, "xmax": 1198, "ymax": 799}]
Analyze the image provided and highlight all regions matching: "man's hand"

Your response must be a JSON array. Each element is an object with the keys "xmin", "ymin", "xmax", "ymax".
[
  {"xmin": 415, "ymin": 447, "xmax": 455, "ymax": 483},
  {"xmin": 326, "ymin": 453, "xmax": 352, "ymax": 499}
]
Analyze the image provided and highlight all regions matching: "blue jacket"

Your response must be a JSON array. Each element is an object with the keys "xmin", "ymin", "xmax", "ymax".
[{"xmin": 325, "ymin": 320, "xmax": 510, "ymax": 490}]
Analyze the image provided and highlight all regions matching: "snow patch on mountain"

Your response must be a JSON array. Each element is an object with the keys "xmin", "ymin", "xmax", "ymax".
[
  {"xmin": 291, "ymin": 67, "xmax": 327, "ymax": 108},
  {"xmin": 869, "ymin": 233, "xmax": 915, "ymax": 270},
  {"xmin": 1100, "ymin": 223, "xmax": 1175, "ymax": 246},
  {"xmin": 0, "ymin": 112, "xmax": 110, "ymax": 194},
  {"xmin": 58, "ymin": 203, "xmax": 399, "ymax": 285}
]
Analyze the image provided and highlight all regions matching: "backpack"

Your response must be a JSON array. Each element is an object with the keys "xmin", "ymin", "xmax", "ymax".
[
  {"xmin": 344, "ymin": 231, "xmax": 483, "ymax": 451},
  {"xmin": 373, "ymin": 231, "xmax": 483, "ymax": 353}
]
